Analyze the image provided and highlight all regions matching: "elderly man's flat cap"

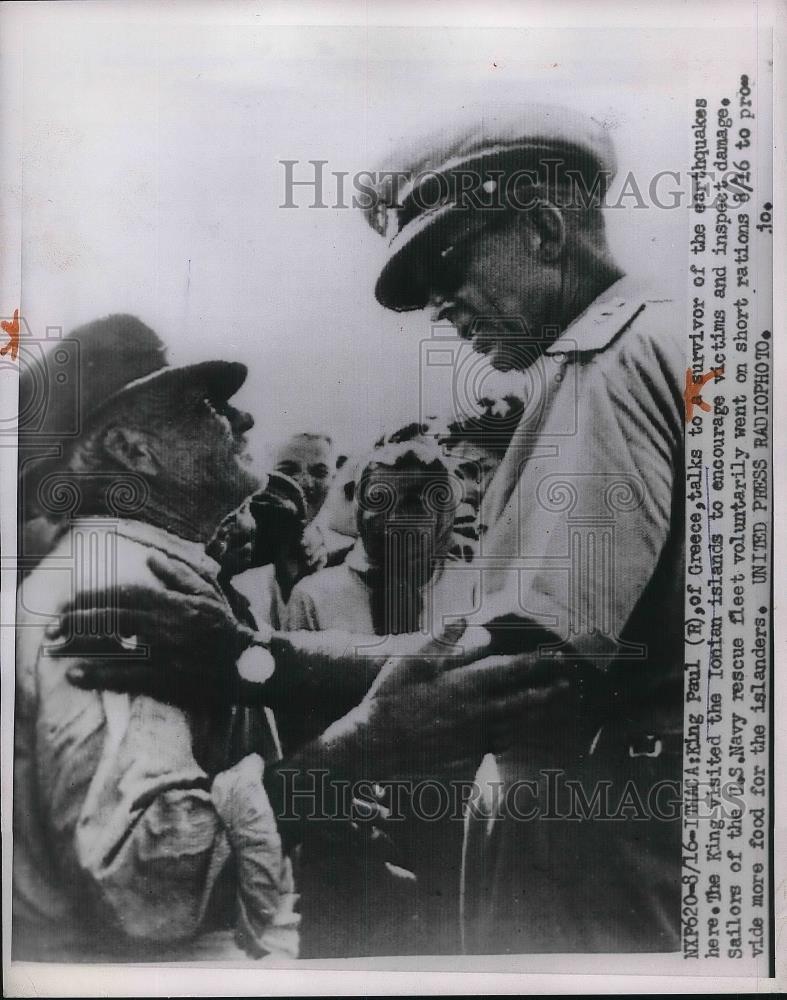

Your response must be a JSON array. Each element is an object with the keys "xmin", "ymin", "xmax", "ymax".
[
  {"xmin": 364, "ymin": 104, "xmax": 617, "ymax": 311},
  {"xmin": 18, "ymin": 313, "xmax": 247, "ymax": 495}
]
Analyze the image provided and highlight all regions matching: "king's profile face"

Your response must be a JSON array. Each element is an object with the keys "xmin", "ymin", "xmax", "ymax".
[{"xmin": 424, "ymin": 214, "xmax": 550, "ymax": 373}]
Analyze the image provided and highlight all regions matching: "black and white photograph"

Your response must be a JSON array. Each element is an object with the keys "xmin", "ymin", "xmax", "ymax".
[{"xmin": 0, "ymin": 1, "xmax": 779, "ymax": 994}]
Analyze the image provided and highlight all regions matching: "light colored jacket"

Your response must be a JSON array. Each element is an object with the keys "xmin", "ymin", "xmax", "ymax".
[
  {"xmin": 459, "ymin": 276, "xmax": 685, "ymax": 954},
  {"xmin": 435, "ymin": 274, "xmax": 684, "ymax": 677},
  {"xmin": 13, "ymin": 517, "xmax": 292, "ymax": 961}
]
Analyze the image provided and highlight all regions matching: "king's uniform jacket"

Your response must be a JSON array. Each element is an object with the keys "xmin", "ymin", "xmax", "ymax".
[
  {"xmin": 449, "ymin": 275, "xmax": 685, "ymax": 953},
  {"xmin": 365, "ymin": 104, "xmax": 685, "ymax": 953}
]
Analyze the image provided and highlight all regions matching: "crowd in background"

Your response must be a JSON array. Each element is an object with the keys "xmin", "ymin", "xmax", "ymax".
[
  {"xmin": 14, "ymin": 102, "xmax": 685, "ymax": 962},
  {"xmin": 14, "ymin": 314, "xmax": 527, "ymax": 960},
  {"xmin": 216, "ymin": 401, "xmax": 530, "ymax": 955}
]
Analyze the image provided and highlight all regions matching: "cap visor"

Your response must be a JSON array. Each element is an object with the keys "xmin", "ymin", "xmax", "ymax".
[
  {"xmin": 375, "ymin": 207, "xmax": 489, "ymax": 313},
  {"xmin": 167, "ymin": 360, "xmax": 249, "ymax": 401},
  {"xmin": 87, "ymin": 360, "xmax": 249, "ymax": 428}
]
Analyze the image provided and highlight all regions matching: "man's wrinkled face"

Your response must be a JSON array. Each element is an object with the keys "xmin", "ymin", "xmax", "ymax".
[
  {"xmin": 425, "ymin": 216, "xmax": 547, "ymax": 372},
  {"xmin": 204, "ymin": 394, "xmax": 255, "ymax": 460},
  {"xmin": 202, "ymin": 393, "xmax": 257, "ymax": 488},
  {"xmin": 152, "ymin": 386, "xmax": 260, "ymax": 513},
  {"xmin": 273, "ymin": 435, "xmax": 334, "ymax": 523}
]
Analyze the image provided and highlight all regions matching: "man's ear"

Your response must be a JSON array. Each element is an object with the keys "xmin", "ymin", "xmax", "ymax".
[
  {"xmin": 529, "ymin": 200, "xmax": 566, "ymax": 262},
  {"xmin": 102, "ymin": 425, "xmax": 160, "ymax": 477}
]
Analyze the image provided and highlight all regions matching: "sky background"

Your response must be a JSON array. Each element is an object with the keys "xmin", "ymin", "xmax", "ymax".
[{"xmin": 15, "ymin": 8, "xmax": 693, "ymax": 470}]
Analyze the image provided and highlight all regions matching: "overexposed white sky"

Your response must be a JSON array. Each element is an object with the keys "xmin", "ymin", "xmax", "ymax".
[{"xmin": 15, "ymin": 6, "xmax": 695, "ymax": 467}]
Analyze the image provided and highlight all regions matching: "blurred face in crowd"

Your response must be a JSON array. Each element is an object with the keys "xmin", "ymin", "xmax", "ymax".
[
  {"xmin": 357, "ymin": 460, "xmax": 455, "ymax": 581},
  {"xmin": 273, "ymin": 434, "xmax": 334, "ymax": 523}
]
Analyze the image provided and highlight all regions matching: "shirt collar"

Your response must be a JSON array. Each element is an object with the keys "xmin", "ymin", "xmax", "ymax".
[{"xmin": 544, "ymin": 274, "xmax": 663, "ymax": 356}]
